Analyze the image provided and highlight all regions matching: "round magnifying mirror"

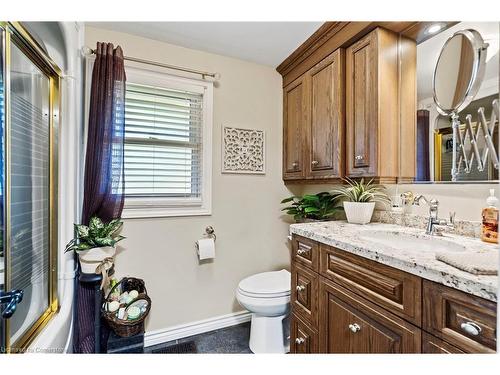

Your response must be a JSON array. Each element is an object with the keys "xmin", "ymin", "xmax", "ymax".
[{"xmin": 433, "ymin": 29, "xmax": 488, "ymax": 116}]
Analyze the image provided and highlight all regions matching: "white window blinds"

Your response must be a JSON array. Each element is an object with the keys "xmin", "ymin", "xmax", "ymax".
[{"xmin": 124, "ymin": 82, "xmax": 203, "ymax": 199}]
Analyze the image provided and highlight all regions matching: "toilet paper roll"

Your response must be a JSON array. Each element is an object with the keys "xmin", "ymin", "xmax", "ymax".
[{"xmin": 196, "ymin": 238, "xmax": 216, "ymax": 260}]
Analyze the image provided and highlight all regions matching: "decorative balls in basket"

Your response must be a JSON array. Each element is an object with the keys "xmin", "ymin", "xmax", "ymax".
[{"xmin": 102, "ymin": 277, "xmax": 151, "ymax": 337}]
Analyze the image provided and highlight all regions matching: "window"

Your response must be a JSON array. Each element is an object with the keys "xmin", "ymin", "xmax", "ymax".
[{"xmin": 122, "ymin": 68, "xmax": 213, "ymax": 218}]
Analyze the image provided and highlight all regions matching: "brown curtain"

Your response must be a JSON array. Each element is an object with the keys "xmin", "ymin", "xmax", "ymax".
[
  {"xmin": 81, "ymin": 42, "xmax": 126, "ymax": 224},
  {"xmin": 74, "ymin": 42, "xmax": 126, "ymax": 353}
]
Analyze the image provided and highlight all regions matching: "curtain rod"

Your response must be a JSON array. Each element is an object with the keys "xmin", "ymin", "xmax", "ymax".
[{"xmin": 82, "ymin": 46, "xmax": 220, "ymax": 80}]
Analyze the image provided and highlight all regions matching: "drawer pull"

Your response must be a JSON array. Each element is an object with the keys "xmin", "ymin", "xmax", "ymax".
[
  {"xmin": 296, "ymin": 285, "xmax": 306, "ymax": 292},
  {"xmin": 355, "ymin": 155, "xmax": 364, "ymax": 161},
  {"xmin": 348, "ymin": 323, "xmax": 361, "ymax": 333},
  {"xmin": 311, "ymin": 160, "xmax": 319, "ymax": 166},
  {"xmin": 295, "ymin": 337, "xmax": 305, "ymax": 345},
  {"xmin": 292, "ymin": 162, "xmax": 299, "ymax": 169},
  {"xmin": 460, "ymin": 322, "xmax": 482, "ymax": 336},
  {"xmin": 297, "ymin": 248, "xmax": 309, "ymax": 255}
]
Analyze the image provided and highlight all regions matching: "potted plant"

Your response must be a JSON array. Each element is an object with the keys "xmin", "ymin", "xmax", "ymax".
[
  {"xmin": 281, "ymin": 192, "xmax": 343, "ymax": 222},
  {"xmin": 65, "ymin": 216, "xmax": 125, "ymax": 274},
  {"xmin": 331, "ymin": 178, "xmax": 390, "ymax": 224}
]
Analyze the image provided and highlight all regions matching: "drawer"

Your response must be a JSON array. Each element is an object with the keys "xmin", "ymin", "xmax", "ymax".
[
  {"xmin": 290, "ymin": 313, "xmax": 318, "ymax": 354},
  {"xmin": 423, "ymin": 280, "xmax": 497, "ymax": 353},
  {"xmin": 422, "ymin": 332, "xmax": 464, "ymax": 354},
  {"xmin": 292, "ymin": 235, "xmax": 319, "ymax": 271},
  {"xmin": 320, "ymin": 244, "xmax": 422, "ymax": 325},
  {"xmin": 291, "ymin": 263, "xmax": 319, "ymax": 327}
]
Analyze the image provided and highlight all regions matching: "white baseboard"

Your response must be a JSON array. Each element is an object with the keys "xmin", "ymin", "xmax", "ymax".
[{"xmin": 144, "ymin": 311, "xmax": 252, "ymax": 348}]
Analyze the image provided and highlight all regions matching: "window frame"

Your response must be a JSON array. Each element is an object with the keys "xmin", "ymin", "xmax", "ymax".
[{"xmin": 122, "ymin": 66, "xmax": 213, "ymax": 219}]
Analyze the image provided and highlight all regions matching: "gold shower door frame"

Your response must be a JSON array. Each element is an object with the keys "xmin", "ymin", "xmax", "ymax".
[{"xmin": 1, "ymin": 21, "xmax": 61, "ymax": 353}]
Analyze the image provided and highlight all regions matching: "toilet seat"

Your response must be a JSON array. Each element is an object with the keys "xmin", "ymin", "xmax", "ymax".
[{"xmin": 238, "ymin": 269, "xmax": 291, "ymax": 298}]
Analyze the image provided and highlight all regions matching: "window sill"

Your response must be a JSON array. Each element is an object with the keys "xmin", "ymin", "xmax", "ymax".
[{"xmin": 121, "ymin": 205, "xmax": 211, "ymax": 219}]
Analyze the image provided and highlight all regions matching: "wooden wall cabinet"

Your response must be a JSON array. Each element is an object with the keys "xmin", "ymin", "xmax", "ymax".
[
  {"xmin": 282, "ymin": 49, "xmax": 344, "ymax": 183},
  {"xmin": 345, "ymin": 28, "xmax": 399, "ymax": 183},
  {"xmin": 280, "ymin": 24, "xmax": 416, "ymax": 183},
  {"xmin": 283, "ymin": 75, "xmax": 308, "ymax": 180},
  {"xmin": 290, "ymin": 235, "xmax": 497, "ymax": 354}
]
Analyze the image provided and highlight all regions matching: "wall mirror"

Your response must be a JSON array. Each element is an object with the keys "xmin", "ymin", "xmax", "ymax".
[{"xmin": 411, "ymin": 22, "xmax": 499, "ymax": 183}]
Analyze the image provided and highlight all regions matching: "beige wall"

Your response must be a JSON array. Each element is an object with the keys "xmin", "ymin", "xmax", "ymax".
[
  {"xmin": 85, "ymin": 26, "xmax": 293, "ymax": 332},
  {"xmin": 299, "ymin": 183, "xmax": 498, "ymax": 222}
]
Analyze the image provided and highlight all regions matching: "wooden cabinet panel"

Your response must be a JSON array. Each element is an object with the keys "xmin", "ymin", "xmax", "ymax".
[
  {"xmin": 346, "ymin": 32, "xmax": 376, "ymax": 176},
  {"xmin": 422, "ymin": 332, "xmax": 464, "ymax": 354},
  {"xmin": 290, "ymin": 313, "xmax": 319, "ymax": 354},
  {"xmin": 319, "ymin": 277, "xmax": 421, "ymax": 353},
  {"xmin": 291, "ymin": 263, "xmax": 319, "ymax": 327},
  {"xmin": 283, "ymin": 75, "xmax": 307, "ymax": 180},
  {"xmin": 307, "ymin": 49, "xmax": 344, "ymax": 179},
  {"xmin": 292, "ymin": 235, "xmax": 319, "ymax": 271},
  {"xmin": 320, "ymin": 244, "xmax": 422, "ymax": 325},
  {"xmin": 345, "ymin": 27, "xmax": 399, "ymax": 182},
  {"xmin": 423, "ymin": 280, "xmax": 497, "ymax": 353}
]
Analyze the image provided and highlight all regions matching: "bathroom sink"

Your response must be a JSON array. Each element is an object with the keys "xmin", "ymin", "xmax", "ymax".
[{"xmin": 359, "ymin": 229, "xmax": 467, "ymax": 253}]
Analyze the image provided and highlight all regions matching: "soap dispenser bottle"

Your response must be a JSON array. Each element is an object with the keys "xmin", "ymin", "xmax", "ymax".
[{"xmin": 481, "ymin": 189, "xmax": 499, "ymax": 244}]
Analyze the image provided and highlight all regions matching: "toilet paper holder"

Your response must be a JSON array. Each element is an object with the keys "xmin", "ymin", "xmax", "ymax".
[{"xmin": 202, "ymin": 226, "xmax": 216, "ymax": 242}]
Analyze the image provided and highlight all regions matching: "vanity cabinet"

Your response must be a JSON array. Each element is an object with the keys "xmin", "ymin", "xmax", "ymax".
[
  {"xmin": 282, "ymin": 49, "xmax": 344, "ymax": 182},
  {"xmin": 290, "ymin": 234, "xmax": 497, "ymax": 354},
  {"xmin": 345, "ymin": 28, "xmax": 399, "ymax": 182}
]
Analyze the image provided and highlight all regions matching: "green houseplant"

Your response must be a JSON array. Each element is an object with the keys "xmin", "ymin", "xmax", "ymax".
[
  {"xmin": 281, "ymin": 192, "xmax": 343, "ymax": 222},
  {"xmin": 330, "ymin": 178, "xmax": 390, "ymax": 224},
  {"xmin": 66, "ymin": 216, "xmax": 125, "ymax": 274}
]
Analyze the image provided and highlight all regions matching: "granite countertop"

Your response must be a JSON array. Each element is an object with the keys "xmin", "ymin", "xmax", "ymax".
[{"xmin": 289, "ymin": 221, "xmax": 498, "ymax": 302}]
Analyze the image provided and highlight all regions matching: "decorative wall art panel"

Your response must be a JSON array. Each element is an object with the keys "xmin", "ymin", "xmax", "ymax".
[{"xmin": 222, "ymin": 126, "xmax": 265, "ymax": 174}]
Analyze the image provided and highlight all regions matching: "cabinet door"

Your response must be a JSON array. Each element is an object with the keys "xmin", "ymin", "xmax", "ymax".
[
  {"xmin": 307, "ymin": 49, "xmax": 344, "ymax": 179},
  {"xmin": 283, "ymin": 75, "xmax": 308, "ymax": 180},
  {"xmin": 319, "ymin": 278, "xmax": 421, "ymax": 353},
  {"xmin": 290, "ymin": 314, "xmax": 319, "ymax": 354},
  {"xmin": 346, "ymin": 30, "xmax": 378, "ymax": 177}
]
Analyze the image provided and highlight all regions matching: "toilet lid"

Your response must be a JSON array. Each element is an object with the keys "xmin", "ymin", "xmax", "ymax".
[{"xmin": 238, "ymin": 269, "xmax": 291, "ymax": 296}]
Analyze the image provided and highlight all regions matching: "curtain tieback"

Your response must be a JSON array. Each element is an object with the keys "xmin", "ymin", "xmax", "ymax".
[{"xmin": 80, "ymin": 256, "xmax": 115, "ymax": 290}]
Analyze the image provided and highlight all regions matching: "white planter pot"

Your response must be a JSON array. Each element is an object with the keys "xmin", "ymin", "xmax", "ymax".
[
  {"xmin": 78, "ymin": 246, "xmax": 116, "ymax": 274},
  {"xmin": 343, "ymin": 202, "xmax": 375, "ymax": 224}
]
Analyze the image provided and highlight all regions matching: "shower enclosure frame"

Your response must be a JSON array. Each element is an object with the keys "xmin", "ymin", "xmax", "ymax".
[{"xmin": 0, "ymin": 21, "xmax": 61, "ymax": 353}]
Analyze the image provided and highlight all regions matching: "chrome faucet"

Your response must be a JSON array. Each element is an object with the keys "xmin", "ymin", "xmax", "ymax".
[{"xmin": 412, "ymin": 195, "xmax": 455, "ymax": 236}]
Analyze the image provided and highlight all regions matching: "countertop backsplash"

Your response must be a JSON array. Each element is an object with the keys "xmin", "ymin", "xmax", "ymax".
[{"xmin": 372, "ymin": 210, "xmax": 481, "ymax": 238}]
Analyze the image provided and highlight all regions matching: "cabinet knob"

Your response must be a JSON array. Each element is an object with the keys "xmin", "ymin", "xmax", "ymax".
[
  {"xmin": 295, "ymin": 337, "xmax": 305, "ymax": 345},
  {"xmin": 348, "ymin": 323, "xmax": 361, "ymax": 333},
  {"xmin": 460, "ymin": 322, "xmax": 481, "ymax": 336},
  {"xmin": 311, "ymin": 160, "xmax": 319, "ymax": 166},
  {"xmin": 296, "ymin": 285, "xmax": 306, "ymax": 292},
  {"xmin": 292, "ymin": 162, "xmax": 299, "ymax": 168},
  {"xmin": 355, "ymin": 155, "xmax": 364, "ymax": 161},
  {"xmin": 297, "ymin": 248, "xmax": 309, "ymax": 255}
]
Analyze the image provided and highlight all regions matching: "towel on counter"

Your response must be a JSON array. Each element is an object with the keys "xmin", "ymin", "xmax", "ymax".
[{"xmin": 435, "ymin": 251, "xmax": 498, "ymax": 275}]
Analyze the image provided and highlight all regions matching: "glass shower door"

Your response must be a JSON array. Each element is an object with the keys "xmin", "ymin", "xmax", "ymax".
[
  {"xmin": 0, "ymin": 22, "xmax": 59, "ymax": 353},
  {"xmin": 8, "ymin": 41, "xmax": 52, "ymax": 347}
]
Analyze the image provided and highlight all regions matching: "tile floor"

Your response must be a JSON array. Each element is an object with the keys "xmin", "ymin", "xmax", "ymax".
[{"xmin": 145, "ymin": 322, "xmax": 252, "ymax": 354}]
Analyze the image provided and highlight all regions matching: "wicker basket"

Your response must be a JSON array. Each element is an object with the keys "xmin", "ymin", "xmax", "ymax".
[{"xmin": 102, "ymin": 277, "xmax": 152, "ymax": 337}]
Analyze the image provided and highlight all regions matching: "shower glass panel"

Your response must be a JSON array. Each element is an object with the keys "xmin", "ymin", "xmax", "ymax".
[
  {"xmin": 0, "ymin": 28, "xmax": 5, "ymax": 350},
  {"xmin": 0, "ymin": 22, "xmax": 59, "ymax": 353},
  {"xmin": 8, "ymin": 42, "xmax": 51, "ymax": 344}
]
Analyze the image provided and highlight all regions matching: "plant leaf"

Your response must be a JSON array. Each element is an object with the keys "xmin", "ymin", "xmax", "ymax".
[{"xmin": 75, "ymin": 224, "xmax": 89, "ymax": 238}]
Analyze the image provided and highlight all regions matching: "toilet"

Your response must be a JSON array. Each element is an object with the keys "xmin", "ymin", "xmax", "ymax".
[{"xmin": 236, "ymin": 269, "xmax": 291, "ymax": 353}]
